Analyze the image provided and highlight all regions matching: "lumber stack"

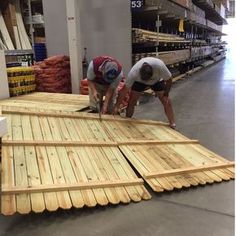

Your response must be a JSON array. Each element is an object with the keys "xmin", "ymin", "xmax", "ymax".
[
  {"xmin": 132, "ymin": 28, "xmax": 190, "ymax": 44},
  {"xmin": 133, "ymin": 49, "xmax": 190, "ymax": 65},
  {"xmin": 190, "ymin": 46, "xmax": 213, "ymax": 59},
  {"xmin": 0, "ymin": 0, "xmax": 32, "ymax": 50}
]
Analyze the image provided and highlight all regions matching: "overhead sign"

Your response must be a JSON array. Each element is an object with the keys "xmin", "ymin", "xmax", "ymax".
[{"xmin": 131, "ymin": 0, "xmax": 144, "ymax": 10}]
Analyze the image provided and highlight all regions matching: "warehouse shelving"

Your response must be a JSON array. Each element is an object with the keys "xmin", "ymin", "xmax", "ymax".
[
  {"xmin": 21, "ymin": 0, "xmax": 45, "ymax": 45},
  {"xmin": 131, "ymin": 0, "xmax": 228, "ymax": 79}
]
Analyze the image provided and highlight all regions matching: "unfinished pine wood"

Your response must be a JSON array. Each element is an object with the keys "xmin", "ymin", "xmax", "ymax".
[
  {"xmin": 2, "ymin": 179, "xmax": 144, "ymax": 195},
  {"xmin": 2, "ymin": 139, "xmax": 198, "ymax": 146},
  {"xmin": 1, "ymin": 114, "xmax": 16, "ymax": 215},
  {"xmin": 2, "ymin": 107, "xmax": 169, "ymax": 126},
  {"xmin": 21, "ymin": 115, "xmax": 45, "ymax": 213},
  {"xmin": 15, "ymin": 0, "xmax": 32, "ymax": 49},
  {"xmin": 0, "ymin": 92, "xmax": 90, "ymax": 112},
  {"xmin": 144, "ymin": 162, "xmax": 235, "ymax": 178},
  {"xmin": 12, "ymin": 114, "xmax": 31, "ymax": 214},
  {"xmin": 115, "ymin": 120, "xmax": 234, "ymax": 191},
  {"xmin": 1, "ymin": 101, "xmax": 234, "ymax": 215},
  {"xmin": 0, "ymin": 10, "xmax": 14, "ymax": 50}
]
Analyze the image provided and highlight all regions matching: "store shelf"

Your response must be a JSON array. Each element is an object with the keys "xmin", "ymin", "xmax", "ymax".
[
  {"xmin": 4, "ymin": 49, "xmax": 34, "ymax": 56},
  {"xmin": 192, "ymin": 0, "xmax": 227, "ymax": 25}
]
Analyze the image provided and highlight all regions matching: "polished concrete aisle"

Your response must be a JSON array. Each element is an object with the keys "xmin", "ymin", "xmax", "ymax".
[{"xmin": 0, "ymin": 58, "xmax": 234, "ymax": 236}]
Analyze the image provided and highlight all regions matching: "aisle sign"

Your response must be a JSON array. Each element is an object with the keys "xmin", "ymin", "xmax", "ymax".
[{"xmin": 131, "ymin": 0, "xmax": 144, "ymax": 11}]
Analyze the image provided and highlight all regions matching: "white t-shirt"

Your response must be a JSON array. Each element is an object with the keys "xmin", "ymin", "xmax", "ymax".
[
  {"xmin": 87, "ymin": 61, "xmax": 123, "ymax": 89},
  {"xmin": 125, "ymin": 57, "xmax": 172, "ymax": 88}
]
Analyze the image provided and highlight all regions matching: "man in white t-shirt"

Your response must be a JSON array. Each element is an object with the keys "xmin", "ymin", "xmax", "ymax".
[{"xmin": 113, "ymin": 57, "xmax": 176, "ymax": 128}]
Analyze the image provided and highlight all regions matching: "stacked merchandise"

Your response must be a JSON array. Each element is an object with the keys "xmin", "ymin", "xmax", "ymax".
[
  {"xmin": 34, "ymin": 55, "xmax": 71, "ymax": 93},
  {"xmin": 132, "ymin": 28, "xmax": 189, "ymax": 43},
  {"xmin": 80, "ymin": 79, "xmax": 89, "ymax": 95},
  {"xmin": 7, "ymin": 67, "xmax": 36, "ymax": 97},
  {"xmin": 0, "ymin": 0, "xmax": 32, "ymax": 50},
  {"xmin": 34, "ymin": 43, "xmax": 47, "ymax": 62}
]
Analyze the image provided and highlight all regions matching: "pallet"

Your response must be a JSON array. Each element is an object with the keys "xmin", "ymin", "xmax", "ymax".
[
  {"xmin": 0, "ymin": 92, "xmax": 90, "ymax": 112},
  {"xmin": 0, "ymin": 99, "xmax": 234, "ymax": 215}
]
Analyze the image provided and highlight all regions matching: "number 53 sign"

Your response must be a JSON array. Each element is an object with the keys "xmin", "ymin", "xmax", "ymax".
[{"xmin": 131, "ymin": 0, "xmax": 144, "ymax": 10}]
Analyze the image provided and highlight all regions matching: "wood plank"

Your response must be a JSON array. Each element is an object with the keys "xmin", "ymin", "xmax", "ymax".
[
  {"xmin": 98, "ymin": 120, "xmax": 153, "ymax": 197},
  {"xmin": 118, "ymin": 140, "xmax": 199, "ymax": 145},
  {"xmin": 2, "ymin": 139, "xmax": 199, "ymax": 146},
  {"xmin": 2, "ymin": 109, "xmax": 169, "ymax": 126},
  {"xmin": 46, "ymin": 117, "xmax": 85, "ymax": 208},
  {"xmin": 190, "ymin": 144, "xmax": 235, "ymax": 179},
  {"xmin": 2, "ymin": 179, "xmax": 144, "ymax": 195},
  {"xmin": 114, "ymin": 120, "xmax": 184, "ymax": 190},
  {"xmin": 2, "ymin": 1, "xmax": 17, "ymax": 47},
  {"xmin": 1, "ymin": 113, "xmax": 16, "ymax": 215},
  {"xmin": 153, "ymin": 145, "xmax": 217, "ymax": 185},
  {"xmin": 120, "ymin": 145, "xmax": 164, "ymax": 192},
  {"xmin": 91, "ymin": 120, "xmax": 144, "ymax": 201},
  {"xmin": 3, "ymin": 140, "xmax": 117, "ymax": 147},
  {"xmin": 101, "ymin": 147, "xmax": 143, "ymax": 202},
  {"xmin": 62, "ymin": 118, "xmax": 97, "ymax": 207},
  {"xmin": 38, "ymin": 116, "xmax": 72, "ymax": 209},
  {"xmin": 171, "ymin": 144, "xmax": 231, "ymax": 181},
  {"xmin": 128, "ymin": 145, "xmax": 178, "ymax": 190},
  {"xmin": 82, "ymin": 120, "xmax": 130, "ymax": 204},
  {"xmin": 15, "ymin": 0, "xmax": 32, "ymax": 49},
  {"xmin": 21, "ymin": 115, "xmax": 45, "ymax": 213},
  {"xmin": 77, "ymin": 119, "xmax": 119, "ymax": 205},
  {"xmin": 141, "ymin": 145, "xmax": 192, "ymax": 188},
  {"xmin": 82, "ymin": 118, "xmax": 143, "ymax": 203},
  {"xmin": 13, "ymin": 26, "xmax": 21, "ymax": 49},
  {"xmin": 144, "ymin": 162, "xmax": 235, "ymax": 178},
  {"xmin": 12, "ymin": 114, "xmax": 31, "ymax": 214},
  {"xmin": 30, "ymin": 115, "xmax": 59, "ymax": 211},
  {"xmin": 0, "ymin": 10, "xmax": 14, "ymax": 49}
]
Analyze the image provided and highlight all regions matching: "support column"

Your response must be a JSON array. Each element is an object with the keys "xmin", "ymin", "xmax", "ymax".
[
  {"xmin": 66, "ymin": 0, "xmax": 83, "ymax": 94},
  {"xmin": 0, "ymin": 50, "xmax": 10, "ymax": 99}
]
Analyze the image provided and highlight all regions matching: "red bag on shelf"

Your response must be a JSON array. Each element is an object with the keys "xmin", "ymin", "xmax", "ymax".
[{"xmin": 34, "ymin": 55, "xmax": 72, "ymax": 93}]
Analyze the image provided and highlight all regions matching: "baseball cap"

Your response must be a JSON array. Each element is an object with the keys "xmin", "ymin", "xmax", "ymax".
[{"xmin": 103, "ymin": 61, "xmax": 119, "ymax": 82}]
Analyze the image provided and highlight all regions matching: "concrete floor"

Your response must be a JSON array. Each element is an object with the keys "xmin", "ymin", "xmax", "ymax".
[{"xmin": 0, "ymin": 58, "xmax": 234, "ymax": 236}]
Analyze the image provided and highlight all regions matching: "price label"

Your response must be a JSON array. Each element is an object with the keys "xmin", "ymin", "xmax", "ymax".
[{"xmin": 131, "ymin": 0, "xmax": 144, "ymax": 10}]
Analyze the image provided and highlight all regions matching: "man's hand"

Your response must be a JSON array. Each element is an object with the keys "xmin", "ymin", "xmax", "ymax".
[
  {"xmin": 93, "ymin": 92, "xmax": 99, "ymax": 102},
  {"xmin": 101, "ymin": 104, "xmax": 108, "ymax": 114},
  {"xmin": 112, "ymin": 105, "xmax": 119, "ymax": 115}
]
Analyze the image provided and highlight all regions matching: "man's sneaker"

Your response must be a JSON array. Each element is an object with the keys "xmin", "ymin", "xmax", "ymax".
[{"xmin": 170, "ymin": 123, "xmax": 176, "ymax": 129}]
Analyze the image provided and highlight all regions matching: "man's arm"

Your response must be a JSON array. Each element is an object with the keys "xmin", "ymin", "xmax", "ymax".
[
  {"xmin": 87, "ymin": 80, "xmax": 99, "ymax": 101},
  {"xmin": 112, "ymin": 85, "xmax": 130, "ymax": 114},
  {"xmin": 87, "ymin": 61, "xmax": 99, "ymax": 101},
  {"xmin": 102, "ymin": 87, "xmax": 115, "ymax": 114}
]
